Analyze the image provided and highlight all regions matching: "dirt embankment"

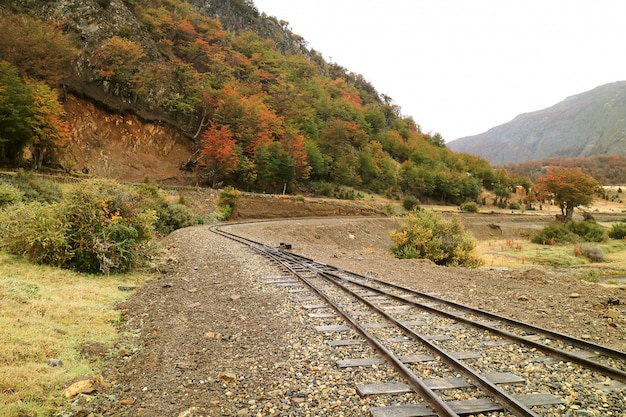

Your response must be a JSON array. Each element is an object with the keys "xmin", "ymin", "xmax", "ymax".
[
  {"xmin": 60, "ymin": 95, "xmax": 197, "ymax": 185},
  {"xmin": 230, "ymin": 194, "xmax": 385, "ymax": 219}
]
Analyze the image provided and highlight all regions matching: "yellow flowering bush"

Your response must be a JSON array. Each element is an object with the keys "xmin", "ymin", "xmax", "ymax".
[{"xmin": 390, "ymin": 210, "xmax": 481, "ymax": 267}]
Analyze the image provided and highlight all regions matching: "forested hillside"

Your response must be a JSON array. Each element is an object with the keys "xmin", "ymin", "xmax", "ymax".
[
  {"xmin": 503, "ymin": 154, "xmax": 626, "ymax": 185},
  {"xmin": 1, "ymin": 0, "xmax": 514, "ymax": 203}
]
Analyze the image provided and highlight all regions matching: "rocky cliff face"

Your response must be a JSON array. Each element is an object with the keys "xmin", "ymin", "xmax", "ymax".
[{"xmin": 61, "ymin": 95, "xmax": 197, "ymax": 184}]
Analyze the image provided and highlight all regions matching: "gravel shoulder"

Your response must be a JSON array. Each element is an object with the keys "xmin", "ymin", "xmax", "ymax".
[{"xmin": 71, "ymin": 217, "xmax": 625, "ymax": 417}]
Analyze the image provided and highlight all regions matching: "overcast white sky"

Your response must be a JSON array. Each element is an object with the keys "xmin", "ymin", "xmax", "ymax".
[{"xmin": 252, "ymin": 0, "xmax": 626, "ymax": 141}]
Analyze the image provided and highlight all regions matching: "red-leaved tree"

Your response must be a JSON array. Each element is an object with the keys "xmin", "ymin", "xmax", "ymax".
[
  {"xmin": 201, "ymin": 123, "xmax": 240, "ymax": 187},
  {"xmin": 536, "ymin": 166, "xmax": 600, "ymax": 221}
]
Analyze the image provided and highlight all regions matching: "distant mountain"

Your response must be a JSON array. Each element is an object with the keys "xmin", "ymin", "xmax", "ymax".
[{"xmin": 447, "ymin": 81, "xmax": 626, "ymax": 165}]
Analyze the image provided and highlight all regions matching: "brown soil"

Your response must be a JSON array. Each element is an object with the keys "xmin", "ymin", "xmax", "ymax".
[
  {"xmin": 64, "ymin": 198, "xmax": 626, "ymax": 417},
  {"xmin": 60, "ymin": 95, "xmax": 198, "ymax": 185}
]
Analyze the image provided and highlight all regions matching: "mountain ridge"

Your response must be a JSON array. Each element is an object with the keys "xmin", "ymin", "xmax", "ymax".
[{"xmin": 447, "ymin": 81, "xmax": 626, "ymax": 165}]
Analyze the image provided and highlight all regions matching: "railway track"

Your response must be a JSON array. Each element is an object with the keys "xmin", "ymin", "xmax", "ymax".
[{"xmin": 211, "ymin": 224, "xmax": 626, "ymax": 417}]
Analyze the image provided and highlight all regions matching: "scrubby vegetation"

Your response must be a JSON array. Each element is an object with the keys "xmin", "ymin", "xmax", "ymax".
[
  {"xmin": 211, "ymin": 186, "xmax": 240, "ymax": 221},
  {"xmin": 390, "ymin": 210, "xmax": 481, "ymax": 267},
  {"xmin": 460, "ymin": 201, "xmax": 478, "ymax": 212},
  {"xmin": 0, "ymin": 178, "xmax": 195, "ymax": 274},
  {"xmin": 10, "ymin": 170, "xmax": 63, "ymax": 203},
  {"xmin": 508, "ymin": 201, "xmax": 521, "ymax": 210},
  {"xmin": 0, "ymin": 182, "xmax": 23, "ymax": 207},
  {"xmin": 608, "ymin": 220, "xmax": 626, "ymax": 239},
  {"xmin": 402, "ymin": 195, "xmax": 420, "ymax": 211},
  {"xmin": 531, "ymin": 220, "xmax": 607, "ymax": 245}
]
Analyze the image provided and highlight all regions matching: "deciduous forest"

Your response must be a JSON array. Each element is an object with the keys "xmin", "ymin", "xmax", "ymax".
[{"xmin": 2, "ymin": 0, "xmax": 623, "ymax": 205}]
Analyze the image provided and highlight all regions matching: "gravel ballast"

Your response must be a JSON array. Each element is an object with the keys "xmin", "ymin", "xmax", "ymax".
[{"xmin": 68, "ymin": 218, "xmax": 625, "ymax": 416}]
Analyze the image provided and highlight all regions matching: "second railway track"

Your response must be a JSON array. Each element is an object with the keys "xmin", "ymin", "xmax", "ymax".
[{"xmin": 212, "ymin": 223, "xmax": 626, "ymax": 417}]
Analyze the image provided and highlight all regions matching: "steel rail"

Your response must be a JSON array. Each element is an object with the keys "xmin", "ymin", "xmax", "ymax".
[
  {"xmin": 342, "ymin": 274, "xmax": 626, "ymax": 383},
  {"xmin": 251, "ymin": 244, "xmax": 542, "ymax": 416},
  {"xmin": 307, "ymin": 266, "xmax": 542, "ymax": 417},
  {"xmin": 250, "ymin": 244, "xmax": 462, "ymax": 416},
  {"xmin": 281, "ymin": 249, "xmax": 626, "ymax": 363},
  {"xmin": 212, "ymin": 226, "xmax": 541, "ymax": 416},
  {"xmin": 210, "ymin": 224, "xmax": 625, "ymax": 415}
]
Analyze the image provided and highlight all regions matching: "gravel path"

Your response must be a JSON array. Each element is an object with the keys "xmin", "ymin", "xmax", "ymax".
[{"xmin": 67, "ymin": 218, "xmax": 625, "ymax": 417}]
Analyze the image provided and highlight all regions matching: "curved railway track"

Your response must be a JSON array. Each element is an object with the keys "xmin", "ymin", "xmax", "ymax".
[{"xmin": 211, "ymin": 224, "xmax": 626, "ymax": 417}]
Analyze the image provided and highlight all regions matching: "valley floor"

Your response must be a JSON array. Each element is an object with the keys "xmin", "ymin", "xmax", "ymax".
[{"xmin": 63, "ymin": 214, "xmax": 625, "ymax": 416}]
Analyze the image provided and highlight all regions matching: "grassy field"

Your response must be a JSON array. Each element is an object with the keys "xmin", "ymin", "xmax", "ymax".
[
  {"xmin": 477, "ymin": 235, "xmax": 626, "ymax": 285},
  {"xmin": 0, "ymin": 253, "xmax": 148, "ymax": 417}
]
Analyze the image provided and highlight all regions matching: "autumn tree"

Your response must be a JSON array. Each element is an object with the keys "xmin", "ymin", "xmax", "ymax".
[
  {"xmin": 0, "ymin": 62, "xmax": 69, "ymax": 166},
  {"xmin": 358, "ymin": 140, "xmax": 396, "ymax": 193},
  {"xmin": 212, "ymin": 84, "xmax": 284, "ymax": 156},
  {"xmin": 0, "ymin": 14, "xmax": 78, "ymax": 85},
  {"xmin": 200, "ymin": 123, "xmax": 240, "ymax": 187},
  {"xmin": 492, "ymin": 169, "xmax": 512, "ymax": 207},
  {"xmin": 536, "ymin": 167, "xmax": 600, "ymax": 221},
  {"xmin": 0, "ymin": 61, "xmax": 32, "ymax": 162},
  {"xmin": 27, "ymin": 80, "xmax": 71, "ymax": 169},
  {"xmin": 92, "ymin": 36, "xmax": 146, "ymax": 89},
  {"xmin": 398, "ymin": 160, "xmax": 436, "ymax": 198},
  {"xmin": 254, "ymin": 142, "xmax": 295, "ymax": 193}
]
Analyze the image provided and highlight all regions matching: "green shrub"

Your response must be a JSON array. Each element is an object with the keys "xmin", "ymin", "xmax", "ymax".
[
  {"xmin": 211, "ymin": 204, "xmax": 232, "ymax": 222},
  {"xmin": 155, "ymin": 203, "xmax": 195, "ymax": 234},
  {"xmin": 402, "ymin": 195, "xmax": 420, "ymax": 211},
  {"xmin": 136, "ymin": 181, "xmax": 160, "ymax": 198},
  {"xmin": 309, "ymin": 182, "xmax": 362, "ymax": 200},
  {"xmin": 532, "ymin": 220, "xmax": 607, "ymax": 244},
  {"xmin": 578, "ymin": 269, "xmax": 601, "ymax": 283},
  {"xmin": 295, "ymin": 194, "xmax": 305, "ymax": 202},
  {"xmin": 0, "ymin": 183, "xmax": 23, "ymax": 207},
  {"xmin": 390, "ymin": 210, "xmax": 481, "ymax": 267},
  {"xmin": 460, "ymin": 201, "xmax": 478, "ymax": 213},
  {"xmin": 10, "ymin": 170, "xmax": 62, "ymax": 203},
  {"xmin": 0, "ymin": 202, "xmax": 72, "ymax": 266},
  {"xmin": 132, "ymin": 181, "xmax": 195, "ymax": 234},
  {"xmin": 608, "ymin": 222, "xmax": 626, "ymax": 239},
  {"xmin": 212, "ymin": 187, "xmax": 239, "ymax": 221},
  {"xmin": 218, "ymin": 186, "xmax": 239, "ymax": 209},
  {"xmin": 508, "ymin": 201, "xmax": 521, "ymax": 210},
  {"xmin": 568, "ymin": 220, "xmax": 607, "ymax": 242},
  {"xmin": 310, "ymin": 181, "xmax": 334, "ymax": 197},
  {"xmin": 531, "ymin": 223, "xmax": 580, "ymax": 244}
]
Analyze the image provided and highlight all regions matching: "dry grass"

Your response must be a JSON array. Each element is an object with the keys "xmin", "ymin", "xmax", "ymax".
[
  {"xmin": 0, "ymin": 253, "xmax": 148, "ymax": 417},
  {"xmin": 477, "ymin": 235, "xmax": 626, "ymax": 285}
]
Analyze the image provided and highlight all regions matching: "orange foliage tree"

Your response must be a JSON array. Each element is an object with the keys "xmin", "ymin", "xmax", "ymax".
[
  {"xmin": 200, "ymin": 123, "xmax": 240, "ymax": 187},
  {"xmin": 0, "ymin": 14, "xmax": 77, "ymax": 85},
  {"xmin": 92, "ymin": 36, "xmax": 146, "ymax": 86},
  {"xmin": 28, "ymin": 80, "xmax": 71, "ymax": 169},
  {"xmin": 0, "ymin": 61, "xmax": 69, "ymax": 166},
  {"xmin": 536, "ymin": 166, "xmax": 600, "ymax": 221}
]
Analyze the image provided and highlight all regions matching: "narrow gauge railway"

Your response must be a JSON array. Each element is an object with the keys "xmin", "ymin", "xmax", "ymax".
[{"xmin": 211, "ymin": 224, "xmax": 626, "ymax": 417}]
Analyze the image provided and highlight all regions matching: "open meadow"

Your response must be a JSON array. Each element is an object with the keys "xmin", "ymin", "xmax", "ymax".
[{"xmin": 0, "ymin": 254, "xmax": 147, "ymax": 417}]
